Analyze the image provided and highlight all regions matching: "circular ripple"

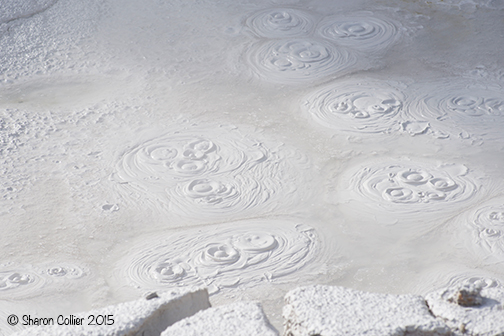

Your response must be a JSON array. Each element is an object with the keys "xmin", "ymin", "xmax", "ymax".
[
  {"xmin": 0, "ymin": 264, "xmax": 45, "ymax": 299},
  {"xmin": 149, "ymin": 258, "xmax": 194, "ymax": 284},
  {"xmin": 422, "ymin": 89, "xmax": 504, "ymax": 118},
  {"xmin": 406, "ymin": 81, "xmax": 504, "ymax": 140},
  {"xmin": 303, "ymin": 79, "xmax": 404, "ymax": 133},
  {"xmin": 246, "ymin": 38, "xmax": 356, "ymax": 84},
  {"xmin": 246, "ymin": 8, "xmax": 314, "ymax": 38},
  {"xmin": 116, "ymin": 134, "xmax": 243, "ymax": 191},
  {"xmin": 168, "ymin": 175, "xmax": 272, "ymax": 217},
  {"xmin": 474, "ymin": 206, "xmax": 504, "ymax": 230},
  {"xmin": 424, "ymin": 271, "xmax": 504, "ymax": 336},
  {"xmin": 119, "ymin": 220, "xmax": 321, "ymax": 294},
  {"xmin": 0, "ymin": 262, "xmax": 89, "ymax": 300},
  {"xmin": 183, "ymin": 179, "xmax": 239, "ymax": 205},
  {"xmin": 234, "ymin": 233, "xmax": 278, "ymax": 253},
  {"xmin": 348, "ymin": 161, "xmax": 478, "ymax": 215},
  {"xmin": 469, "ymin": 204, "xmax": 504, "ymax": 260},
  {"xmin": 41, "ymin": 263, "xmax": 86, "ymax": 280},
  {"xmin": 114, "ymin": 126, "xmax": 311, "ymax": 218},
  {"xmin": 444, "ymin": 273, "xmax": 503, "ymax": 290},
  {"xmin": 317, "ymin": 14, "xmax": 401, "ymax": 52}
]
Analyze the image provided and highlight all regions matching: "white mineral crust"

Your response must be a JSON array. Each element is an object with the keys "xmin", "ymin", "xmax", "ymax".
[
  {"xmin": 11, "ymin": 287, "xmax": 210, "ymax": 336},
  {"xmin": 426, "ymin": 284, "xmax": 504, "ymax": 336},
  {"xmin": 282, "ymin": 285, "xmax": 451, "ymax": 336},
  {"xmin": 161, "ymin": 301, "xmax": 279, "ymax": 336}
]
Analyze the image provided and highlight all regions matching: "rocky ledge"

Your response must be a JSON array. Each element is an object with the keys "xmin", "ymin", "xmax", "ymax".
[{"xmin": 10, "ymin": 284, "xmax": 504, "ymax": 336}]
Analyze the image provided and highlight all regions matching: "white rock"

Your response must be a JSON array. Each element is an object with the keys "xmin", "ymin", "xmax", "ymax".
[
  {"xmin": 283, "ymin": 285, "xmax": 451, "ymax": 336},
  {"xmin": 11, "ymin": 287, "xmax": 210, "ymax": 336},
  {"xmin": 161, "ymin": 301, "xmax": 279, "ymax": 336},
  {"xmin": 426, "ymin": 284, "xmax": 504, "ymax": 336}
]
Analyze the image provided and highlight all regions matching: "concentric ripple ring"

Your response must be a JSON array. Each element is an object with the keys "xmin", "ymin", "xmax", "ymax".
[
  {"xmin": 246, "ymin": 8, "xmax": 315, "ymax": 38},
  {"xmin": 118, "ymin": 220, "xmax": 322, "ymax": 294},
  {"xmin": 246, "ymin": 38, "xmax": 356, "ymax": 84}
]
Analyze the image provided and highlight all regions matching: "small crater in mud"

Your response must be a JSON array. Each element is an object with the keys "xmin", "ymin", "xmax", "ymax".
[{"xmin": 102, "ymin": 204, "xmax": 119, "ymax": 212}]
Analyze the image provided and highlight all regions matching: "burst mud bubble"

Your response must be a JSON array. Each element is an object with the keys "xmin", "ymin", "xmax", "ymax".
[
  {"xmin": 245, "ymin": 8, "xmax": 315, "ymax": 38},
  {"xmin": 245, "ymin": 38, "xmax": 356, "ymax": 84},
  {"xmin": 466, "ymin": 201, "xmax": 504, "ymax": 262},
  {"xmin": 116, "ymin": 219, "xmax": 323, "ymax": 295},
  {"xmin": 0, "ymin": 265, "xmax": 44, "ymax": 300},
  {"xmin": 41, "ymin": 263, "xmax": 86, "ymax": 280},
  {"xmin": 303, "ymin": 79, "xmax": 405, "ymax": 133},
  {"xmin": 406, "ymin": 80, "xmax": 504, "ymax": 141},
  {"xmin": 450, "ymin": 275, "xmax": 503, "ymax": 290},
  {"xmin": 342, "ymin": 160, "xmax": 479, "ymax": 221},
  {"xmin": 168, "ymin": 176, "xmax": 259, "ymax": 217},
  {"xmin": 113, "ymin": 126, "xmax": 312, "ymax": 218},
  {"xmin": 0, "ymin": 262, "xmax": 87, "ymax": 300},
  {"xmin": 316, "ymin": 13, "xmax": 402, "ymax": 53}
]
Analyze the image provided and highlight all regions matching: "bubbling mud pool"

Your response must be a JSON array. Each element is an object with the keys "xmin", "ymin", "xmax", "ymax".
[
  {"xmin": 1, "ymin": 0, "xmax": 504, "ymax": 334},
  {"xmin": 242, "ymin": 8, "xmax": 409, "ymax": 85},
  {"xmin": 302, "ymin": 78, "xmax": 405, "ymax": 133},
  {"xmin": 342, "ymin": 160, "xmax": 479, "ymax": 214},
  {"xmin": 0, "ymin": 263, "xmax": 86, "ymax": 300},
  {"xmin": 109, "ymin": 218, "xmax": 327, "ymax": 296},
  {"xmin": 316, "ymin": 12, "xmax": 402, "ymax": 53},
  {"xmin": 405, "ymin": 79, "xmax": 504, "ymax": 142},
  {"xmin": 472, "ymin": 205, "xmax": 504, "ymax": 258},
  {"xmin": 449, "ymin": 197, "xmax": 504, "ymax": 265},
  {"xmin": 112, "ymin": 124, "xmax": 312, "ymax": 219},
  {"xmin": 413, "ymin": 264, "xmax": 504, "ymax": 296},
  {"xmin": 245, "ymin": 8, "xmax": 315, "ymax": 38},
  {"xmin": 245, "ymin": 38, "xmax": 356, "ymax": 84}
]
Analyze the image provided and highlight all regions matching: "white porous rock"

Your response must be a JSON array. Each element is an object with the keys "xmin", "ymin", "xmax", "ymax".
[
  {"xmin": 161, "ymin": 301, "xmax": 278, "ymax": 336},
  {"xmin": 11, "ymin": 287, "xmax": 210, "ymax": 336},
  {"xmin": 426, "ymin": 284, "xmax": 504, "ymax": 336},
  {"xmin": 283, "ymin": 285, "xmax": 451, "ymax": 336}
]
